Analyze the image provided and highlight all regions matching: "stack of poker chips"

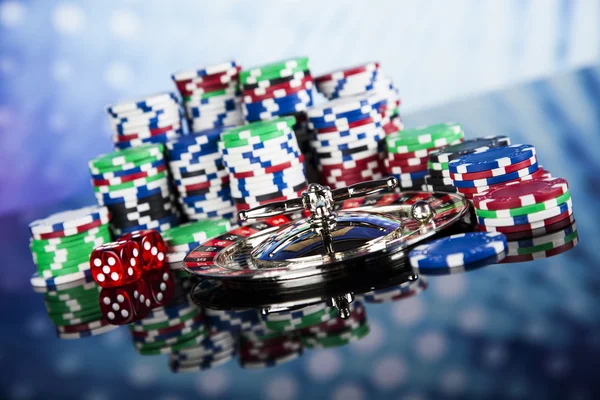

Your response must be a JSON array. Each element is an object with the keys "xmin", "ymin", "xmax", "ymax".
[
  {"xmin": 106, "ymin": 92, "xmax": 184, "ymax": 150},
  {"xmin": 128, "ymin": 277, "xmax": 207, "ymax": 356},
  {"xmin": 219, "ymin": 117, "xmax": 308, "ymax": 211},
  {"xmin": 472, "ymin": 177, "xmax": 578, "ymax": 263},
  {"xmin": 314, "ymin": 62, "xmax": 402, "ymax": 118},
  {"xmin": 239, "ymin": 331, "xmax": 303, "ymax": 369},
  {"xmin": 307, "ymin": 92, "xmax": 388, "ymax": 189},
  {"xmin": 385, "ymin": 123, "xmax": 465, "ymax": 191},
  {"xmin": 425, "ymin": 136, "xmax": 511, "ymax": 192},
  {"xmin": 28, "ymin": 206, "xmax": 116, "ymax": 339},
  {"xmin": 161, "ymin": 219, "xmax": 232, "ymax": 269},
  {"xmin": 239, "ymin": 57, "xmax": 314, "ymax": 123},
  {"xmin": 448, "ymin": 144, "xmax": 550, "ymax": 199},
  {"xmin": 166, "ymin": 128, "xmax": 235, "ymax": 221},
  {"xmin": 89, "ymin": 144, "xmax": 179, "ymax": 236},
  {"xmin": 171, "ymin": 61, "xmax": 244, "ymax": 131}
]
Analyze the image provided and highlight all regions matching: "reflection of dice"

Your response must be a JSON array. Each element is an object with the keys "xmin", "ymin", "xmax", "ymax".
[
  {"xmin": 99, "ymin": 280, "xmax": 152, "ymax": 325},
  {"xmin": 146, "ymin": 266, "xmax": 175, "ymax": 308},
  {"xmin": 119, "ymin": 230, "xmax": 166, "ymax": 274},
  {"xmin": 90, "ymin": 240, "xmax": 142, "ymax": 288},
  {"xmin": 99, "ymin": 285, "xmax": 135, "ymax": 325}
]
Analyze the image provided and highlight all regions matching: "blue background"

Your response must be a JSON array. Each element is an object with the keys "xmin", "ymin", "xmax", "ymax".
[{"xmin": 1, "ymin": 1, "xmax": 600, "ymax": 399}]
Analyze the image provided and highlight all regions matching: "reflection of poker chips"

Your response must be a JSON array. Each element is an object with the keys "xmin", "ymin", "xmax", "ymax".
[
  {"xmin": 166, "ymin": 127, "xmax": 234, "ymax": 220},
  {"xmin": 301, "ymin": 320, "xmax": 370, "ymax": 349},
  {"xmin": 502, "ymin": 235, "xmax": 579, "ymax": 263},
  {"xmin": 501, "ymin": 213, "xmax": 575, "ymax": 241},
  {"xmin": 28, "ymin": 206, "xmax": 111, "ymax": 287},
  {"xmin": 240, "ymin": 58, "xmax": 313, "ymax": 123},
  {"xmin": 238, "ymin": 332, "xmax": 303, "ymax": 369},
  {"xmin": 106, "ymin": 92, "xmax": 183, "ymax": 149},
  {"xmin": 89, "ymin": 144, "xmax": 179, "ymax": 234},
  {"xmin": 37, "ymin": 277, "xmax": 118, "ymax": 339},
  {"xmin": 362, "ymin": 278, "xmax": 429, "ymax": 303},
  {"xmin": 262, "ymin": 303, "xmax": 338, "ymax": 332},
  {"xmin": 172, "ymin": 61, "xmax": 243, "ymax": 132},
  {"xmin": 205, "ymin": 309, "xmax": 262, "ymax": 333},
  {"xmin": 409, "ymin": 232, "xmax": 508, "ymax": 275},
  {"xmin": 386, "ymin": 123, "xmax": 465, "ymax": 190},
  {"xmin": 221, "ymin": 117, "xmax": 307, "ymax": 211}
]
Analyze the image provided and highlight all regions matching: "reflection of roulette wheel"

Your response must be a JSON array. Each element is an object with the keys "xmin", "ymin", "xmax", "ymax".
[{"xmin": 185, "ymin": 178, "xmax": 470, "ymax": 315}]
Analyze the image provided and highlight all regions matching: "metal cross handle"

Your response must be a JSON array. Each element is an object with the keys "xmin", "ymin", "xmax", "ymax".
[{"xmin": 238, "ymin": 177, "xmax": 399, "ymax": 222}]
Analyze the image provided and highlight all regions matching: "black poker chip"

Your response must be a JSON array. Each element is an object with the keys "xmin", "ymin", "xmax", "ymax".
[
  {"xmin": 232, "ymin": 182, "xmax": 307, "ymax": 204},
  {"xmin": 426, "ymin": 184, "xmax": 457, "ymax": 193},
  {"xmin": 428, "ymin": 136, "xmax": 510, "ymax": 164},
  {"xmin": 241, "ymin": 71, "xmax": 312, "ymax": 91},
  {"xmin": 425, "ymin": 175, "xmax": 453, "ymax": 187}
]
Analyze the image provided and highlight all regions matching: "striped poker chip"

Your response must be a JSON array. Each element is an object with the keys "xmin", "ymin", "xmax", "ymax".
[
  {"xmin": 502, "ymin": 236, "xmax": 579, "ymax": 263},
  {"xmin": 452, "ymin": 163, "xmax": 540, "ymax": 188},
  {"xmin": 262, "ymin": 302, "xmax": 328, "ymax": 323},
  {"xmin": 301, "ymin": 321, "xmax": 370, "ymax": 349},
  {"xmin": 448, "ymin": 144, "xmax": 536, "ymax": 174},
  {"xmin": 30, "ymin": 269, "xmax": 93, "ymax": 291},
  {"xmin": 205, "ymin": 309, "xmax": 262, "ymax": 333},
  {"xmin": 130, "ymin": 313, "xmax": 205, "ymax": 339},
  {"xmin": 133, "ymin": 320, "xmax": 207, "ymax": 344},
  {"xmin": 502, "ymin": 214, "xmax": 575, "ymax": 241},
  {"xmin": 429, "ymin": 136, "xmax": 511, "ymax": 164},
  {"xmin": 477, "ymin": 199, "xmax": 573, "ymax": 227},
  {"xmin": 264, "ymin": 306, "xmax": 338, "ymax": 332},
  {"xmin": 473, "ymin": 177, "xmax": 569, "ymax": 210},
  {"xmin": 239, "ymin": 348, "xmax": 302, "ymax": 369},
  {"xmin": 507, "ymin": 223, "xmax": 577, "ymax": 256},
  {"xmin": 29, "ymin": 206, "xmax": 109, "ymax": 240},
  {"xmin": 106, "ymin": 92, "xmax": 178, "ymax": 116},
  {"xmin": 169, "ymin": 348, "xmax": 235, "ymax": 372},
  {"xmin": 130, "ymin": 307, "xmax": 202, "ymax": 332},
  {"xmin": 450, "ymin": 154, "xmax": 536, "ymax": 181},
  {"xmin": 56, "ymin": 323, "xmax": 119, "ymax": 340},
  {"xmin": 362, "ymin": 278, "xmax": 429, "ymax": 303},
  {"xmin": 409, "ymin": 232, "xmax": 508, "ymax": 271}
]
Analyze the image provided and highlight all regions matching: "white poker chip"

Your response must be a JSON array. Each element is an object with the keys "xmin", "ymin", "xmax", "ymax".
[{"xmin": 29, "ymin": 206, "xmax": 109, "ymax": 238}]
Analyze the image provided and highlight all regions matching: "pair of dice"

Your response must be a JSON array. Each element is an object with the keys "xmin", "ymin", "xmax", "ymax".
[{"xmin": 90, "ymin": 230, "xmax": 175, "ymax": 325}]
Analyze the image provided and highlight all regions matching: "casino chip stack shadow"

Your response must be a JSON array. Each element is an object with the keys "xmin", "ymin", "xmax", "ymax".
[{"xmin": 171, "ymin": 61, "xmax": 244, "ymax": 132}]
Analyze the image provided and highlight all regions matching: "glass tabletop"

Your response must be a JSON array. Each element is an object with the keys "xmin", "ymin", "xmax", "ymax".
[{"xmin": 1, "ymin": 66, "xmax": 599, "ymax": 400}]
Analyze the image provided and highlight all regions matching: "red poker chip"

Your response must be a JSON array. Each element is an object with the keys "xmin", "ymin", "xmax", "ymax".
[
  {"xmin": 174, "ymin": 65, "xmax": 241, "ymax": 87},
  {"xmin": 473, "ymin": 177, "xmax": 569, "ymax": 210},
  {"xmin": 386, "ymin": 148, "xmax": 431, "ymax": 161},
  {"xmin": 500, "ymin": 237, "xmax": 578, "ymax": 263},
  {"xmin": 313, "ymin": 115, "xmax": 380, "ymax": 134},
  {"xmin": 242, "ymin": 81, "xmax": 313, "ymax": 104},
  {"xmin": 477, "ymin": 208, "xmax": 573, "ymax": 234},
  {"xmin": 93, "ymin": 164, "xmax": 167, "ymax": 186},
  {"xmin": 36, "ymin": 218, "xmax": 107, "ymax": 240},
  {"xmin": 318, "ymin": 153, "xmax": 381, "ymax": 173},
  {"xmin": 56, "ymin": 318, "xmax": 112, "ymax": 333},
  {"xmin": 177, "ymin": 81, "xmax": 234, "ymax": 97},
  {"xmin": 450, "ymin": 156, "xmax": 538, "ymax": 181},
  {"xmin": 321, "ymin": 159, "xmax": 383, "ymax": 176},
  {"xmin": 384, "ymin": 156, "xmax": 428, "ymax": 169},
  {"xmin": 231, "ymin": 155, "xmax": 305, "ymax": 179},
  {"xmin": 501, "ymin": 214, "xmax": 575, "ymax": 241},
  {"xmin": 114, "ymin": 124, "xmax": 179, "ymax": 142},
  {"xmin": 242, "ymin": 76, "xmax": 314, "ymax": 101},
  {"xmin": 129, "ymin": 313, "xmax": 205, "ymax": 338},
  {"xmin": 457, "ymin": 168, "xmax": 548, "ymax": 195},
  {"xmin": 315, "ymin": 62, "xmax": 380, "ymax": 84}
]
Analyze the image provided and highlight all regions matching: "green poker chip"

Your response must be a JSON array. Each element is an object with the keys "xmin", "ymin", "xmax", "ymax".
[
  {"xmin": 387, "ymin": 131, "xmax": 464, "ymax": 154},
  {"xmin": 30, "ymin": 228, "xmax": 111, "ymax": 253},
  {"xmin": 183, "ymin": 88, "xmax": 235, "ymax": 103},
  {"xmin": 92, "ymin": 171, "xmax": 167, "ymax": 193},
  {"xmin": 386, "ymin": 122, "xmax": 463, "ymax": 147},
  {"xmin": 476, "ymin": 191, "xmax": 571, "ymax": 219},
  {"xmin": 89, "ymin": 144, "xmax": 164, "ymax": 171},
  {"xmin": 428, "ymin": 160, "xmax": 449, "ymax": 171},
  {"xmin": 239, "ymin": 57, "xmax": 309, "ymax": 85},
  {"xmin": 221, "ymin": 129, "xmax": 292, "ymax": 149},
  {"xmin": 45, "ymin": 297, "xmax": 100, "ymax": 313},
  {"xmin": 37, "ymin": 262, "xmax": 90, "ymax": 278},
  {"xmin": 48, "ymin": 309, "xmax": 104, "ymax": 326},
  {"xmin": 130, "ymin": 308, "xmax": 202, "ymax": 332},
  {"xmin": 135, "ymin": 329, "xmax": 207, "ymax": 355},
  {"xmin": 89, "ymin": 153, "xmax": 164, "ymax": 175},
  {"xmin": 162, "ymin": 219, "xmax": 231, "ymax": 247},
  {"xmin": 220, "ymin": 116, "xmax": 296, "ymax": 143}
]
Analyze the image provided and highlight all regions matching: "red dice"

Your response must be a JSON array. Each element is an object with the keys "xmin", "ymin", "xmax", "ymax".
[
  {"xmin": 99, "ymin": 279, "xmax": 152, "ymax": 325},
  {"xmin": 90, "ymin": 240, "xmax": 143, "ymax": 288},
  {"xmin": 119, "ymin": 230, "xmax": 166, "ymax": 274}
]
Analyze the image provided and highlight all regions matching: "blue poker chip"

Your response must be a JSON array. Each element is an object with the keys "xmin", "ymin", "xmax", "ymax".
[
  {"xmin": 106, "ymin": 92, "xmax": 179, "ymax": 116},
  {"xmin": 325, "ymin": 70, "xmax": 379, "ymax": 91},
  {"xmin": 222, "ymin": 143, "xmax": 299, "ymax": 164},
  {"xmin": 114, "ymin": 130, "xmax": 183, "ymax": 149},
  {"xmin": 452, "ymin": 163, "xmax": 540, "ymax": 188},
  {"xmin": 206, "ymin": 310, "xmax": 262, "ymax": 333},
  {"xmin": 167, "ymin": 143, "xmax": 220, "ymax": 161},
  {"xmin": 189, "ymin": 98, "xmax": 239, "ymax": 118},
  {"xmin": 243, "ymin": 92, "xmax": 312, "ymax": 115},
  {"xmin": 232, "ymin": 181, "xmax": 301, "ymax": 198},
  {"xmin": 308, "ymin": 109, "xmax": 375, "ymax": 130},
  {"xmin": 173, "ymin": 172, "xmax": 228, "ymax": 187},
  {"xmin": 409, "ymin": 232, "xmax": 508, "ymax": 273},
  {"xmin": 329, "ymin": 81, "xmax": 380, "ymax": 100},
  {"xmin": 111, "ymin": 108, "xmax": 176, "ymax": 124},
  {"xmin": 448, "ymin": 144, "xmax": 537, "ymax": 174},
  {"xmin": 223, "ymin": 149, "xmax": 303, "ymax": 172},
  {"xmin": 221, "ymin": 139, "xmax": 297, "ymax": 158},
  {"xmin": 180, "ymin": 189, "xmax": 232, "ymax": 205},
  {"xmin": 167, "ymin": 127, "xmax": 225, "ymax": 151},
  {"xmin": 233, "ymin": 176, "xmax": 306, "ymax": 192},
  {"xmin": 113, "ymin": 112, "xmax": 183, "ymax": 134}
]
